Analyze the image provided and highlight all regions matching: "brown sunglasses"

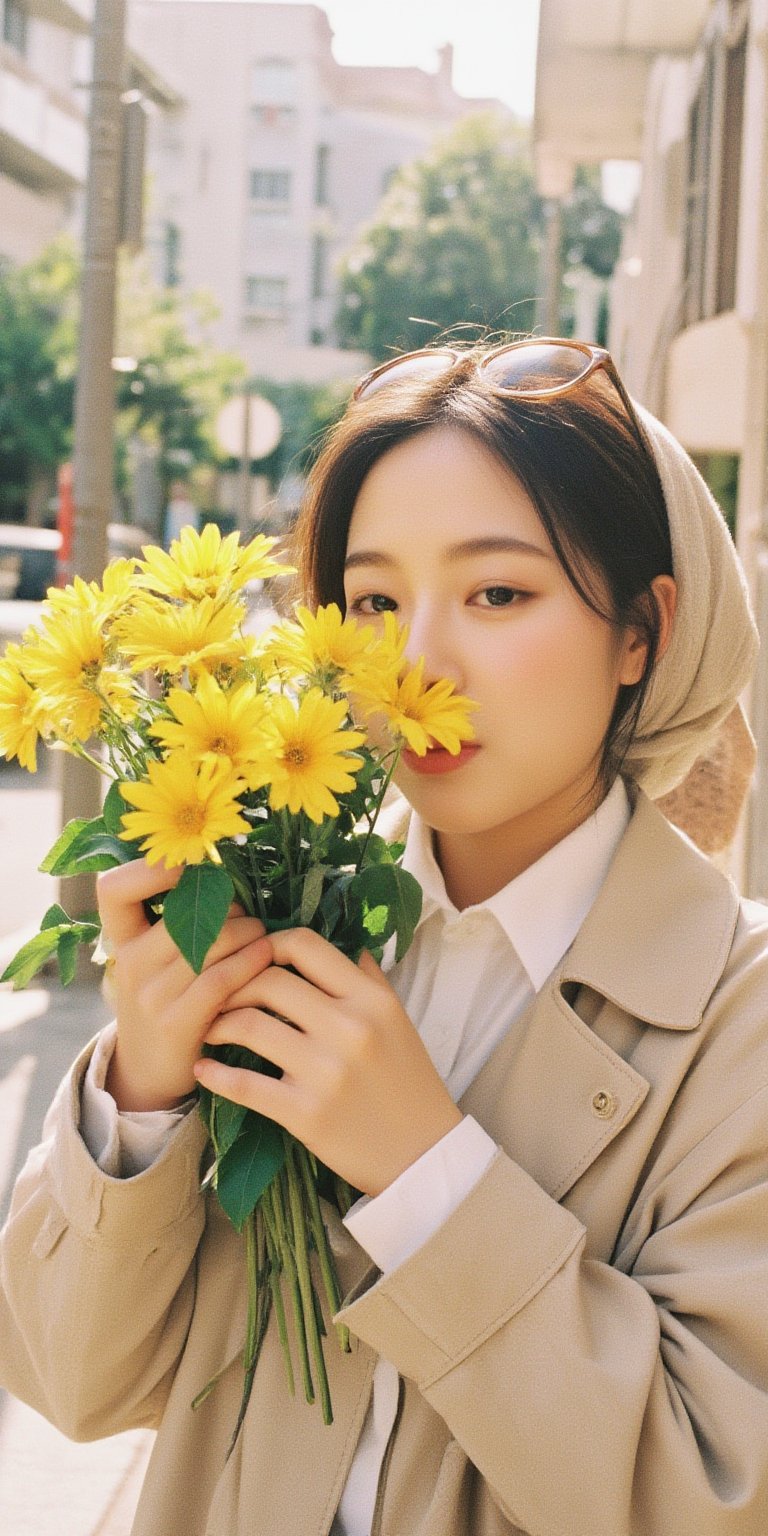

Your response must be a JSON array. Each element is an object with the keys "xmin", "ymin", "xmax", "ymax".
[{"xmin": 353, "ymin": 337, "xmax": 648, "ymax": 454}]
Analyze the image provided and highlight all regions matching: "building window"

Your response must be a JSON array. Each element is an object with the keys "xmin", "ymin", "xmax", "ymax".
[
  {"xmin": 683, "ymin": 8, "xmax": 748, "ymax": 326},
  {"xmin": 163, "ymin": 223, "xmax": 181, "ymax": 288},
  {"xmin": 249, "ymin": 169, "xmax": 292, "ymax": 205},
  {"xmin": 250, "ymin": 59, "xmax": 296, "ymax": 126},
  {"xmin": 311, "ymin": 234, "xmax": 328, "ymax": 300},
  {"xmin": 314, "ymin": 145, "xmax": 330, "ymax": 207},
  {"xmin": 3, "ymin": 0, "xmax": 28, "ymax": 53},
  {"xmin": 244, "ymin": 276, "xmax": 287, "ymax": 318}
]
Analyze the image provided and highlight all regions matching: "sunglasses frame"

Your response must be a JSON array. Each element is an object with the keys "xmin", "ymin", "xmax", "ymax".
[{"xmin": 353, "ymin": 337, "xmax": 648, "ymax": 455}]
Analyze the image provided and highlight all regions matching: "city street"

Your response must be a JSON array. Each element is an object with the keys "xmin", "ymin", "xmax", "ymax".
[
  {"xmin": 0, "ymin": 758, "xmax": 152, "ymax": 1535},
  {"xmin": 0, "ymin": 589, "xmax": 280, "ymax": 1533},
  {"xmin": 0, "ymin": 563, "xmax": 352, "ymax": 1527}
]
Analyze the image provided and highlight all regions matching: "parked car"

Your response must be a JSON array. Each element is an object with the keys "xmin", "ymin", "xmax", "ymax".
[{"xmin": 0, "ymin": 522, "xmax": 151, "ymax": 603}]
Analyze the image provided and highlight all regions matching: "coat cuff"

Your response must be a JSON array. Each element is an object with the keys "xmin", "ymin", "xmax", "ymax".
[
  {"xmin": 41, "ymin": 1032, "xmax": 209, "ymax": 1244},
  {"xmin": 336, "ymin": 1148, "xmax": 585, "ymax": 1388}
]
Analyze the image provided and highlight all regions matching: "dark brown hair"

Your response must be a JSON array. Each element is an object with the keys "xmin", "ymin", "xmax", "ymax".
[{"xmin": 293, "ymin": 349, "xmax": 674, "ymax": 792}]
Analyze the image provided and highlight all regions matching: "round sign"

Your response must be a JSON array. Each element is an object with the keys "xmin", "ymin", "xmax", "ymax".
[{"xmin": 215, "ymin": 394, "xmax": 282, "ymax": 460}]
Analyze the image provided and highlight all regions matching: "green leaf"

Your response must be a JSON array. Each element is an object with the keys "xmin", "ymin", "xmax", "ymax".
[
  {"xmin": 358, "ymin": 834, "xmax": 400, "ymax": 867},
  {"xmin": 215, "ymin": 1114, "xmax": 286, "ymax": 1231},
  {"xmin": 56, "ymin": 929, "xmax": 80, "ymax": 987},
  {"xmin": 41, "ymin": 903, "xmax": 69, "ymax": 931},
  {"xmin": 38, "ymin": 817, "xmax": 139, "ymax": 876},
  {"xmin": 102, "ymin": 780, "xmax": 128, "ymax": 834},
  {"xmin": 39, "ymin": 818, "xmax": 95, "ymax": 874},
  {"xmin": 299, "ymin": 864, "xmax": 329, "ymax": 927},
  {"xmin": 346, "ymin": 864, "xmax": 422, "ymax": 962},
  {"xmin": 212, "ymin": 1095, "xmax": 249, "ymax": 1160},
  {"xmin": 1, "ymin": 928, "xmax": 61, "ymax": 988},
  {"xmin": 362, "ymin": 902, "xmax": 389, "ymax": 939},
  {"xmin": 163, "ymin": 863, "xmax": 235, "ymax": 974},
  {"xmin": 73, "ymin": 833, "xmax": 139, "ymax": 871}
]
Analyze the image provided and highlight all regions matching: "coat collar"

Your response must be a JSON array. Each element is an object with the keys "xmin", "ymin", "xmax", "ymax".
[
  {"xmin": 560, "ymin": 785, "xmax": 740, "ymax": 1030},
  {"xmin": 378, "ymin": 783, "xmax": 740, "ymax": 1032},
  {"xmin": 376, "ymin": 786, "xmax": 741, "ymax": 1205}
]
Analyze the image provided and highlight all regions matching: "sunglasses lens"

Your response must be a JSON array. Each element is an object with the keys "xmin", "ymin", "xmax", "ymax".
[
  {"xmin": 356, "ymin": 351, "xmax": 456, "ymax": 400},
  {"xmin": 482, "ymin": 343, "xmax": 592, "ymax": 395}
]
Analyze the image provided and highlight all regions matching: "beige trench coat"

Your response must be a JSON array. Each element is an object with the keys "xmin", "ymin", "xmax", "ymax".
[{"xmin": 3, "ymin": 788, "xmax": 768, "ymax": 1536}]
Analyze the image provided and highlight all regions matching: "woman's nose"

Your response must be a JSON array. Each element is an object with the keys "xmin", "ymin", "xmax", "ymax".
[{"xmin": 403, "ymin": 605, "xmax": 464, "ymax": 689}]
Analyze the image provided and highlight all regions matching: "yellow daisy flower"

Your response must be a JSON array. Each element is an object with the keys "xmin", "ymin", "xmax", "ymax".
[
  {"xmin": 252, "ymin": 688, "xmax": 366, "ymax": 823},
  {"xmin": 135, "ymin": 523, "xmax": 293, "ymax": 603},
  {"xmin": 42, "ymin": 560, "xmax": 137, "ymax": 628},
  {"xmin": 366, "ymin": 658, "xmax": 477, "ymax": 756},
  {"xmin": 119, "ymin": 752, "xmax": 249, "ymax": 867},
  {"xmin": 150, "ymin": 672, "xmax": 270, "ymax": 773},
  {"xmin": 0, "ymin": 656, "xmax": 43, "ymax": 771},
  {"xmin": 113, "ymin": 595, "xmax": 247, "ymax": 677},
  {"xmin": 263, "ymin": 603, "xmax": 384, "ymax": 692},
  {"xmin": 20, "ymin": 608, "xmax": 121, "ymax": 742}
]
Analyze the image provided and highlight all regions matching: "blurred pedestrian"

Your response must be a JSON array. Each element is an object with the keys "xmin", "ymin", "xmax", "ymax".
[{"xmin": 162, "ymin": 480, "xmax": 197, "ymax": 549}]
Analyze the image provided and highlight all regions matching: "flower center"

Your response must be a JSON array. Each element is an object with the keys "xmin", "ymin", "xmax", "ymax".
[
  {"xmin": 209, "ymin": 734, "xmax": 232, "ymax": 754},
  {"xmin": 176, "ymin": 803, "xmax": 207, "ymax": 834},
  {"xmin": 284, "ymin": 744, "xmax": 308, "ymax": 768}
]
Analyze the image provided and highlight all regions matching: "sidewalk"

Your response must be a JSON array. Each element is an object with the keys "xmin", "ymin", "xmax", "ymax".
[{"xmin": 0, "ymin": 935, "xmax": 154, "ymax": 1536}]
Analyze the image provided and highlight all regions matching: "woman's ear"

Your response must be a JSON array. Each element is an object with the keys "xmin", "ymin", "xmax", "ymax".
[
  {"xmin": 650, "ymin": 574, "xmax": 677, "ymax": 662},
  {"xmin": 618, "ymin": 574, "xmax": 678, "ymax": 686}
]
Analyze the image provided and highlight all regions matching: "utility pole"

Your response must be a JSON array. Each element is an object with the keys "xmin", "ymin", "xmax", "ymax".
[{"xmin": 60, "ymin": 0, "xmax": 127, "ymax": 931}]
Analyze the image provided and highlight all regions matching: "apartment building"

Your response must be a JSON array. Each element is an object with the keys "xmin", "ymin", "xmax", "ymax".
[
  {"xmin": 0, "ymin": 0, "xmax": 88, "ymax": 261},
  {"xmin": 129, "ymin": 0, "xmax": 502, "ymax": 383},
  {"xmin": 0, "ymin": 0, "xmax": 179, "ymax": 265},
  {"xmin": 533, "ymin": 0, "xmax": 768, "ymax": 891}
]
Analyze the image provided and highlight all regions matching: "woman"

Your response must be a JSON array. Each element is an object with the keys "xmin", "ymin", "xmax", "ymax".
[{"xmin": 2, "ymin": 339, "xmax": 768, "ymax": 1536}]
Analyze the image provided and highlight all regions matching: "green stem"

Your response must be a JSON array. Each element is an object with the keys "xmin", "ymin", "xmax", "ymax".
[
  {"xmin": 356, "ymin": 747, "xmax": 400, "ymax": 869},
  {"xmin": 219, "ymin": 848, "xmax": 258, "ymax": 917},
  {"xmin": 297, "ymin": 1143, "xmax": 350, "ymax": 1354},
  {"xmin": 285, "ymin": 1137, "xmax": 332, "ymax": 1424},
  {"xmin": 246, "ymin": 840, "xmax": 270, "ymax": 925},
  {"xmin": 272, "ymin": 1165, "xmax": 314, "ymax": 1406},
  {"xmin": 262, "ymin": 1186, "xmax": 295, "ymax": 1398},
  {"xmin": 225, "ymin": 1210, "xmax": 272, "ymax": 1459}
]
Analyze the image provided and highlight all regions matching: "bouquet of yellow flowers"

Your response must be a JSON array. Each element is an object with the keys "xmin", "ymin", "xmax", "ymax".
[{"xmin": 0, "ymin": 523, "xmax": 476, "ymax": 1448}]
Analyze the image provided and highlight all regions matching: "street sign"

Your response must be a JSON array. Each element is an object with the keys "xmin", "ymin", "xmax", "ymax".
[{"xmin": 215, "ymin": 394, "xmax": 282, "ymax": 461}]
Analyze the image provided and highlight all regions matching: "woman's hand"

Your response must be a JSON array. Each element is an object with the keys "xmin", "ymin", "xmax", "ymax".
[
  {"xmin": 97, "ymin": 859, "xmax": 271, "ymax": 1113},
  {"xmin": 194, "ymin": 927, "xmax": 463, "ymax": 1198}
]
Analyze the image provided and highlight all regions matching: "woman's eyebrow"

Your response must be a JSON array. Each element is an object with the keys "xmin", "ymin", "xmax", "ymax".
[
  {"xmin": 344, "ymin": 550, "xmax": 396, "ymax": 571},
  {"xmin": 344, "ymin": 537, "xmax": 552, "ymax": 571},
  {"xmin": 445, "ymin": 535, "xmax": 553, "ymax": 562}
]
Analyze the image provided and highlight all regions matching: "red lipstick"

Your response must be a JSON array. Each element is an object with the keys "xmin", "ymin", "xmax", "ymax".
[{"xmin": 401, "ymin": 745, "xmax": 480, "ymax": 776}]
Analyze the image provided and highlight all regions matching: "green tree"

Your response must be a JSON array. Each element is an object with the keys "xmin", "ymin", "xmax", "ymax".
[
  {"xmin": 336, "ymin": 113, "xmax": 543, "ymax": 360},
  {"xmin": 0, "ymin": 251, "xmax": 75, "ymax": 520},
  {"xmin": 0, "ymin": 237, "xmax": 243, "ymax": 522},
  {"xmin": 247, "ymin": 376, "xmax": 351, "ymax": 489},
  {"xmin": 336, "ymin": 116, "xmax": 626, "ymax": 360},
  {"xmin": 113, "ymin": 252, "xmax": 243, "ymax": 499},
  {"xmin": 561, "ymin": 165, "xmax": 623, "ymax": 280}
]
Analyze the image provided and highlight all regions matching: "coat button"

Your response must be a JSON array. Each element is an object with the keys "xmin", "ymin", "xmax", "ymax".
[{"xmin": 591, "ymin": 1089, "xmax": 617, "ymax": 1119}]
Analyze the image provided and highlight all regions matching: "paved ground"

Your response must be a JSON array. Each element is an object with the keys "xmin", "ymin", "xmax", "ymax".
[
  {"xmin": 0, "ymin": 771, "xmax": 154, "ymax": 1535},
  {"xmin": 0, "ymin": 592, "xmax": 280, "ymax": 1533}
]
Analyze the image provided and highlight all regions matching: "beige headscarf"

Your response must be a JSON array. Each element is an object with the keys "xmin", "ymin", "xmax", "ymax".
[{"xmin": 621, "ymin": 406, "xmax": 759, "ymax": 829}]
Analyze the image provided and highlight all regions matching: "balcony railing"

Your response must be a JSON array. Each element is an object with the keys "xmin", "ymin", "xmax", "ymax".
[{"xmin": 0, "ymin": 41, "xmax": 87, "ymax": 189}]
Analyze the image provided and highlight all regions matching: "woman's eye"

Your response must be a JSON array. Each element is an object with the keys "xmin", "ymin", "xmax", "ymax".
[
  {"xmin": 473, "ymin": 586, "xmax": 524, "ymax": 608},
  {"xmin": 348, "ymin": 593, "xmax": 398, "ymax": 615}
]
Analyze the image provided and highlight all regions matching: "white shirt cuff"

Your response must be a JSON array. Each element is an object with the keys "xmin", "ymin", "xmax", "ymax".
[
  {"xmin": 343, "ymin": 1115, "xmax": 497, "ymax": 1273},
  {"xmin": 80, "ymin": 1022, "xmax": 192, "ymax": 1178}
]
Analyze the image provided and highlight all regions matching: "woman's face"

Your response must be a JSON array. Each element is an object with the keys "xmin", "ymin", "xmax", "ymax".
[{"xmin": 343, "ymin": 426, "xmax": 658, "ymax": 897}]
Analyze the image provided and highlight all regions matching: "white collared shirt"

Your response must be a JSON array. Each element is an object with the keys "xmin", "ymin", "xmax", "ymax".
[{"xmin": 81, "ymin": 777, "xmax": 631, "ymax": 1536}]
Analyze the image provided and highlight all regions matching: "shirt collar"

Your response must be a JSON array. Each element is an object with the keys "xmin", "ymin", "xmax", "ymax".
[{"xmin": 400, "ymin": 777, "xmax": 631, "ymax": 992}]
